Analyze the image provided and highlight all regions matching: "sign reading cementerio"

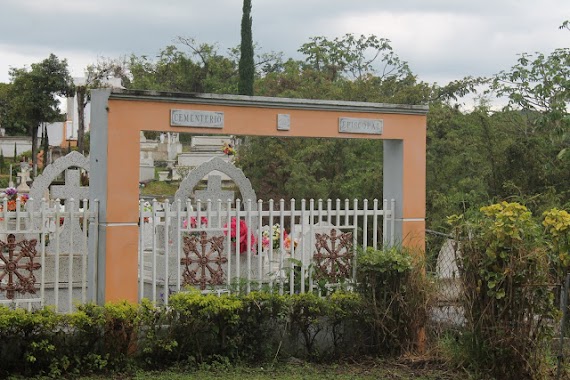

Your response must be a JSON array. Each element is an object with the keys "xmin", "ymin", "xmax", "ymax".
[{"xmin": 171, "ymin": 109, "xmax": 224, "ymax": 128}]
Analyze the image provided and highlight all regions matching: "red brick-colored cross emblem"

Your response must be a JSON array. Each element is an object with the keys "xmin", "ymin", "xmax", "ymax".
[
  {"xmin": 313, "ymin": 229, "xmax": 353, "ymax": 283},
  {"xmin": 181, "ymin": 232, "xmax": 227, "ymax": 290},
  {"xmin": 0, "ymin": 234, "xmax": 40, "ymax": 300}
]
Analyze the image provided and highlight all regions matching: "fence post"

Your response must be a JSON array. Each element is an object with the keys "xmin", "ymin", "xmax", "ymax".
[{"xmin": 557, "ymin": 273, "xmax": 570, "ymax": 380}]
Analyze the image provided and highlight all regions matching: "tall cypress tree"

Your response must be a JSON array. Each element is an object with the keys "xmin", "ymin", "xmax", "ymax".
[{"xmin": 238, "ymin": 0, "xmax": 254, "ymax": 96}]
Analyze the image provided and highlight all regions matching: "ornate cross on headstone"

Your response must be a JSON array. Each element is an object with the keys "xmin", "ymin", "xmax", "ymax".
[
  {"xmin": 16, "ymin": 163, "xmax": 31, "ymax": 193},
  {"xmin": 49, "ymin": 169, "xmax": 89, "ymax": 253},
  {"xmin": 194, "ymin": 175, "xmax": 234, "ymax": 228}
]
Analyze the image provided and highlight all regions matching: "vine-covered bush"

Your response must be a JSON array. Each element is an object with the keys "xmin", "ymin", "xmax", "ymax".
[
  {"xmin": 356, "ymin": 246, "xmax": 432, "ymax": 354},
  {"xmin": 448, "ymin": 202, "xmax": 560, "ymax": 379}
]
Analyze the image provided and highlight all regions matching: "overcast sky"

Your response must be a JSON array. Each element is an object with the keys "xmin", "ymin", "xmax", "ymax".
[{"xmin": 1, "ymin": 0, "xmax": 568, "ymax": 95}]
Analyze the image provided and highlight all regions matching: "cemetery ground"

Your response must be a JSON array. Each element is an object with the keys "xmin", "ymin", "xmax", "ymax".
[{"xmin": 77, "ymin": 358, "xmax": 464, "ymax": 380}]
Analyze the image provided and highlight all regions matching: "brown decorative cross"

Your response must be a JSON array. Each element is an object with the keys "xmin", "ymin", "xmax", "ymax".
[
  {"xmin": 313, "ymin": 229, "xmax": 353, "ymax": 283},
  {"xmin": 0, "ymin": 234, "xmax": 40, "ymax": 299},
  {"xmin": 180, "ymin": 231, "xmax": 227, "ymax": 290}
]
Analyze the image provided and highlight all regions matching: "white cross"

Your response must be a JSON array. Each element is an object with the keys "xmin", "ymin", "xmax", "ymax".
[
  {"xmin": 48, "ymin": 168, "xmax": 89, "ymax": 254},
  {"xmin": 16, "ymin": 167, "xmax": 31, "ymax": 192},
  {"xmin": 194, "ymin": 175, "xmax": 234, "ymax": 226},
  {"xmin": 51, "ymin": 169, "xmax": 89, "ymax": 211}
]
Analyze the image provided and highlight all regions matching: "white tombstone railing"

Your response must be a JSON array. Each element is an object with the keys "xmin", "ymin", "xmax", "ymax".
[
  {"xmin": 0, "ymin": 198, "xmax": 98, "ymax": 312},
  {"xmin": 138, "ymin": 198, "xmax": 394, "ymax": 304}
]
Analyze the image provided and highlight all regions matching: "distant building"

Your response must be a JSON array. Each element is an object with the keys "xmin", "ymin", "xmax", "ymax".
[
  {"xmin": 0, "ymin": 76, "xmax": 121, "ymax": 164},
  {"xmin": 0, "ymin": 135, "xmax": 33, "ymax": 158}
]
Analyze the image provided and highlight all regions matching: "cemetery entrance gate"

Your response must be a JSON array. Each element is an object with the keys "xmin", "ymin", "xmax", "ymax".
[{"xmin": 90, "ymin": 90, "xmax": 428, "ymax": 304}]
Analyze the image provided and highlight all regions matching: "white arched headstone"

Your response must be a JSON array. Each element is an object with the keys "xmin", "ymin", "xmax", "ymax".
[
  {"xmin": 28, "ymin": 151, "xmax": 90, "ymax": 253},
  {"xmin": 174, "ymin": 156, "xmax": 258, "ymax": 218}
]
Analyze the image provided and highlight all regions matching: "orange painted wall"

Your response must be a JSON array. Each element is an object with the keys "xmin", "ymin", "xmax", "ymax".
[
  {"xmin": 104, "ymin": 225, "xmax": 139, "ymax": 302},
  {"xmin": 102, "ymin": 96, "xmax": 426, "ymax": 302}
]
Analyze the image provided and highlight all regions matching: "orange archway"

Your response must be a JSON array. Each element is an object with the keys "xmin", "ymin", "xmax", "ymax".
[{"xmin": 90, "ymin": 89, "xmax": 427, "ymax": 303}]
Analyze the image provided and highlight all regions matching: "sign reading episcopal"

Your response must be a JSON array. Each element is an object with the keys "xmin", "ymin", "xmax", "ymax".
[
  {"xmin": 339, "ymin": 117, "xmax": 383, "ymax": 135},
  {"xmin": 171, "ymin": 109, "xmax": 224, "ymax": 128}
]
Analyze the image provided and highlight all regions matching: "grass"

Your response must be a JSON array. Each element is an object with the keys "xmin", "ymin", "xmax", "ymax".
[
  {"xmin": 79, "ymin": 359, "xmax": 465, "ymax": 380},
  {"xmin": 140, "ymin": 180, "xmax": 178, "ymax": 197}
]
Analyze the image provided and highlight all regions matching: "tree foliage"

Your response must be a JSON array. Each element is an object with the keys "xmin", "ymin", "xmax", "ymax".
[
  {"xmin": 127, "ymin": 40, "xmax": 239, "ymax": 94},
  {"xmin": 239, "ymin": 34, "xmax": 432, "ymax": 203},
  {"xmin": 238, "ymin": 0, "xmax": 254, "ymax": 95},
  {"xmin": 55, "ymin": 30, "xmax": 568, "ymax": 233},
  {"xmin": 0, "ymin": 82, "xmax": 27, "ymax": 135},
  {"xmin": 7, "ymin": 54, "xmax": 73, "ymax": 174},
  {"xmin": 75, "ymin": 57, "xmax": 129, "ymax": 153}
]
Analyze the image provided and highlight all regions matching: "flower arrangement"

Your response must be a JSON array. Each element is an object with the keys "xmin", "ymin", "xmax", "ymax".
[
  {"xmin": 222, "ymin": 142, "xmax": 236, "ymax": 156},
  {"xmin": 183, "ymin": 216, "xmax": 208, "ymax": 230},
  {"xmin": 224, "ymin": 217, "xmax": 256, "ymax": 254},
  {"xmin": 1, "ymin": 187, "xmax": 28, "ymax": 211},
  {"xmin": 181, "ymin": 216, "xmax": 208, "ymax": 238},
  {"xmin": 140, "ymin": 201, "xmax": 152, "ymax": 223},
  {"xmin": 262, "ymin": 224, "xmax": 286, "ymax": 250},
  {"xmin": 284, "ymin": 234, "xmax": 298, "ymax": 251},
  {"xmin": 262, "ymin": 224, "xmax": 298, "ymax": 252}
]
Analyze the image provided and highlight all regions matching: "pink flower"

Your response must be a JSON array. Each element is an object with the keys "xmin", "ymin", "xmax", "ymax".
[
  {"xmin": 262, "ymin": 236, "xmax": 271, "ymax": 250},
  {"xmin": 183, "ymin": 216, "xmax": 208, "ymax": 229},
  {"xmin": 224, "ymin": 217, "xmax": 257, "ymax": 254}
]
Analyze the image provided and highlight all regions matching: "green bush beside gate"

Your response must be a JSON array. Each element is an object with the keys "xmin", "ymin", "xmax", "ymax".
[{"xmin": 0, "ymin": 293, "xmax": 364, "ymax": 377}]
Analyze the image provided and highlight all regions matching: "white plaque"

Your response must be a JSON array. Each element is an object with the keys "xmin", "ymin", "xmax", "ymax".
[
  {"xmin": 171, "ymin": 109, "xmax": 224, "ymax": 128},
  {"xmin": 277, "ymin": 114, "xmax": 290, "ymax": 131},
  {"xmin": 339, "ymin": 117, "xmax": 383, "ymax": 135}
]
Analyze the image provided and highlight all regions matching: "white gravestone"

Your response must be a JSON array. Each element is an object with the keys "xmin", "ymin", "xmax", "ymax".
[
  {"xmin": 50, "ymin": 169, "xmax": 89, "ymax": 253},
  {"xmin": 194, "ymin": 175, "xmax": 234, "ymax": 228},
  {"xmin": 16, "ymin": 162, "xmax": 31, "ymax": 193},
  {"xmin": 140, "ymin": 151, "xmax": 155, "ymax": 182}
]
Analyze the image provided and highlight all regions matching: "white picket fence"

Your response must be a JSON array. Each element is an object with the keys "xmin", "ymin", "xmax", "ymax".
[
  {"xmin": 138, "ymin": 198, "xmax": 395, "ymax": 304},
  {"xmin": 0, "ymin": 198, "xmax": 98, "ymax": 313},
  {"xmin": 0, "ymin": 195, "xmax": 394, "ymax": 310}
]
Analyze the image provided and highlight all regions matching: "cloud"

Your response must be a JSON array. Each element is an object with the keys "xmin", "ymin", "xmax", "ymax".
[{"xmin": 0, "ymin": 0, "xmax": 568, "ymax": 86}]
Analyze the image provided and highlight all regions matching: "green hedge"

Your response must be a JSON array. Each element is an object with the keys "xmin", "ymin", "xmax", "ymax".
[
  {"xmin": 0, "ymin": 247, "xmax": 428, "ymax": 378},
  {"xmin": 0, "ymin": 293, "xmax": 370, "ymax": 377}
]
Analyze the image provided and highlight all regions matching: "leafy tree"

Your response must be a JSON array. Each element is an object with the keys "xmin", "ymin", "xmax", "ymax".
[
  {"xmin": 126, "ymin": 37, "xmax": 282, "ymax": 96},
  {"xmin": 491, "ymin": 49, "xmax": 570, "ymax": 125},
  {"xmin": 489, "ymin": 47, "xmax": 570, "ymax": 209},
  {"xmin": 298, "ymin": 34, "xmax": 410, "ymax": 82},
  {"xmin": 237, "ymin": 137, "xmax": 382, "ymax": 202},
  {"xmin": 425, "ymin": 103, "xmax": 506, "ymax": 231},
  {"xmin": 0, "ymin": 82, "xmax": 27, "ymax": 136},
  {"xmin": 128, "ymin": 40, "xmax": 239, "ymax": 94},
  {"xmin": 238, "ymin": 0, "xmax": 254, "ymax": 95},
  {"xmin": 7, "ymin": 54, "xmax": 73, "ymax": 175},
  {"xmin": 241, "ymin": 34, "xmax": 433, "ymax": 204},
  {"xmin": 0, "ymin": 82, "xmax": 10, "ymax": 131},
  {"xmin": 75, "ymin": 58, "xmax": 129, "ymax": 153}
]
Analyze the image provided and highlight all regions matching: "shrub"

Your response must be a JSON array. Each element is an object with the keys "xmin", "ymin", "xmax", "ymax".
[
  {"xmin": 0, "ymin": 285, "xmax": 427, "ymax": 377},
  {"xmin": 543, "ymin": 208, "xmax": 570, "ymax": 282},
  {"xmin": 71, "ymin": 301, "xmax": 140, "ymax": 372},
  {"xmin": 0, "ymin": 306, "xmax": 63, "ymax": 377},
  {"xmin": 326, "ymin": 291, "xmax": 367, "ymax": 356},
  {"xmin": 236, "ymin": 291, "xmax": 288, "ymax": 361},
  {"xmin": 288, "ymin": 292, "xmax": 330, "ymax": 358},
  {"xmin": 137, "ymin": 299, "xmax": 178, "ymax": 368},
  {"xmin": 448, "ymin": 202, "xmax": 559, "ymax": 379},
  {"xmin": 356, "ymin": 246, "xmax": 431, "ymax": 354},
  {"xmin": 169, "ymin": 291, "xmax": 243, "ymax": 362}
]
